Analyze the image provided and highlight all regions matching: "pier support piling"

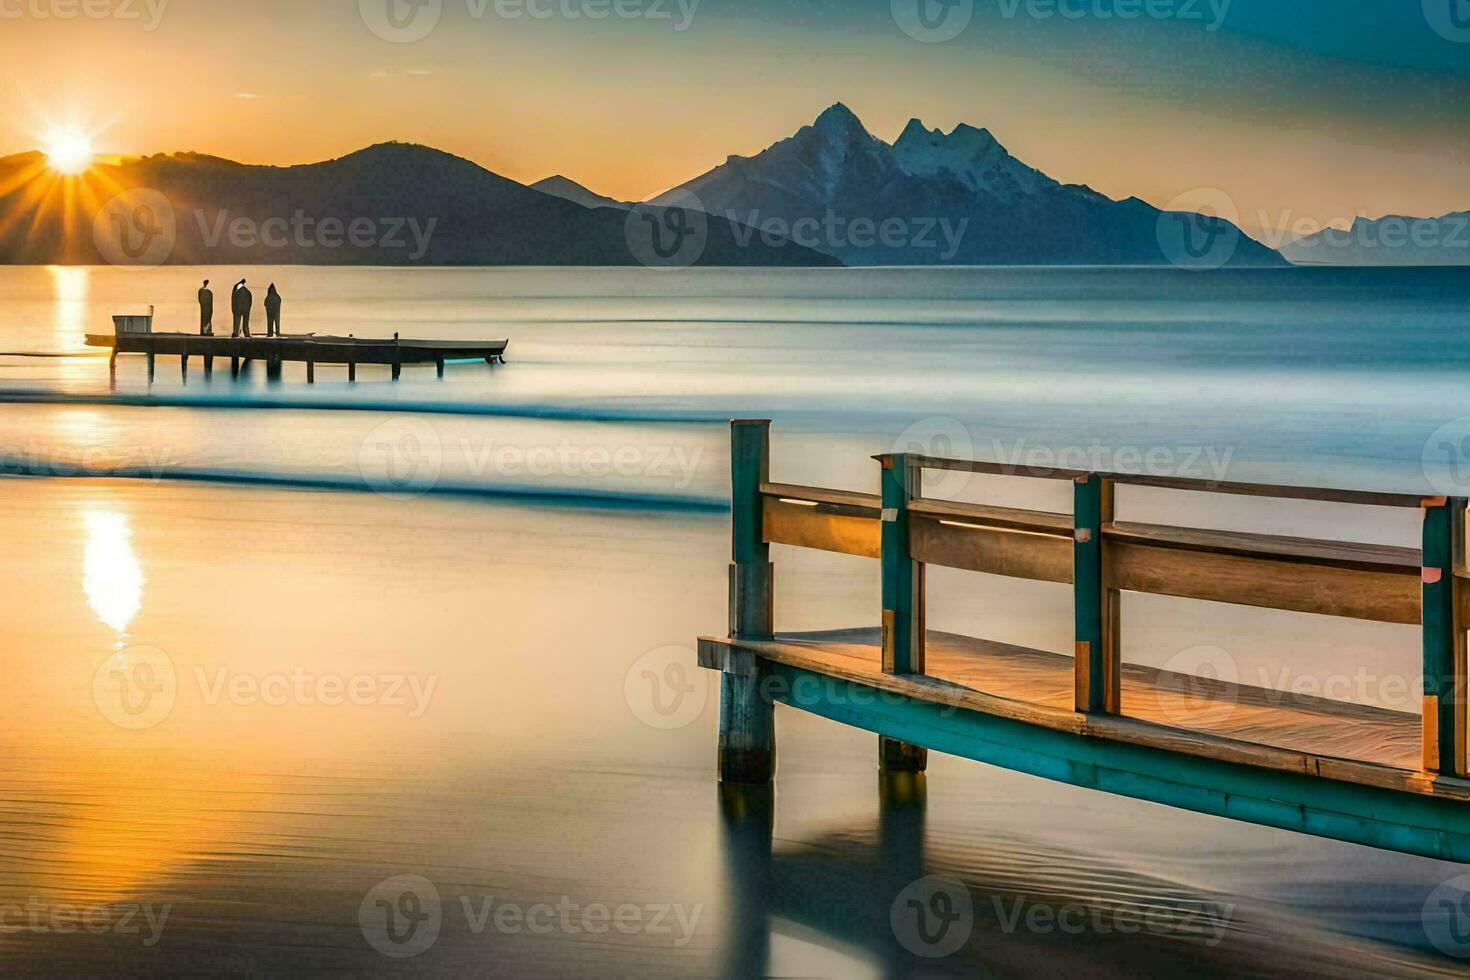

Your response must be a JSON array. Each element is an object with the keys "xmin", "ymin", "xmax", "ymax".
[
  {"xmin": 879, "ymin": 735, "xmax": 928, "ymax": 774},
  {"xmin": 204, "ymin": 356, "xmax": 213, "ymax": 377},
  {"xmin": 231, "ymin": 357, "xmax": 240, "ymax": 378},
  {"xmin": 306, "ymin": 361, "xmax": 315, "ymax": 384},
  {"xmin": 720, "ymin": 420, "xmax": 776, "ymax": 784},
  {"xmin": 436, "ymin": 358, "xmax": 445, "ymax": 379},
  {"xmin": 349, "ymin": 361, "xmax": 357, "ymax": 382},
  {"xmin": 146, "ymin": 353, "xmax": 155, "ymax": 383}
]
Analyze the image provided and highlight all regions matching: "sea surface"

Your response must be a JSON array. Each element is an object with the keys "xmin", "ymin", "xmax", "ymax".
[{"xmin": 1, "ymin": 265, "xmax": 1469, "ymax": 976}]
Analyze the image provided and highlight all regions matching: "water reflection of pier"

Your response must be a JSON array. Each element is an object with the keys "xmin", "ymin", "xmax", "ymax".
[{"xmin": 715, "ymin": 775, "xmax": 1443, "ymax": 977}]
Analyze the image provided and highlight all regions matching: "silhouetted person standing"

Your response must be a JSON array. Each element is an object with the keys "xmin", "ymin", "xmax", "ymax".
[
  {"xmin": 264, "ymin": 284, "xmax": 282, "ymax": 338},
  {"xmin": 198, "ymin": 280, "xmax": 214, "ymax": 336},
  {"xmin": 232, "ymin": 279, "xmax": 253, "ymax": 337}
]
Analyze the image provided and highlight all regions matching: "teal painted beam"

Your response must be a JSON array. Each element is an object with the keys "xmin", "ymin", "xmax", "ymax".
[
  {"xmin": 765, "ymin": 660, "xmax": 1470, "ymax": 863},
  {"xmin": 879, "ymin": 454, "xmax": 924, "ymax": 675},
  {"xmin": 1073, "ymin": 474, "xmax": 1117, "ymax": 714},
  {"xmin": 1423, "ymin": 498, "xmax": 1459, "ymax": 776}
]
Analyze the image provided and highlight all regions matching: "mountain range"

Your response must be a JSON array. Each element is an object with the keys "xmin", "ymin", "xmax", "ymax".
[
  {"xmin": 2, "ymin": 103, "xmax": 1459, "ymax": 267},
  {"xmin": 0, "ymin": 144, "xmax": 835, "ymax": 267},
  {"xmin": 1280, "ymin": 212, "xmax": 1470, "ymax": 266},
  {"xmin": 649, "ymin": 103, "xmax": 1284, "ymax": 267}
]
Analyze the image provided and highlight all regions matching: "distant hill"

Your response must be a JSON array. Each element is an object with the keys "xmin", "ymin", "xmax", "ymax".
[
  {"xmin": 531, "ymin": 175, "xmax": 631, "ymax": 211},
  {"xmin": 654, "ymin": 103, "xmax": 1287, "ymax": 268},
  {"xmin": 1280, "ymin": 211, "xmax": 1470, "ymax": 266},
  {"xmin": 0, "ymin": 143, "xmax": 838, "ymax": 267}
]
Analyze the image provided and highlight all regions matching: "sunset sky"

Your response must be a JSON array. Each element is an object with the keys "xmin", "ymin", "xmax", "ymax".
[{"xmin": 2, "ymin": 0, "xmax": 1468, "ymax": 229}]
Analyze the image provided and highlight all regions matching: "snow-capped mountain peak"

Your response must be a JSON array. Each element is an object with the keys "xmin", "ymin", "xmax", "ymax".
[{"xmin": 891, "ymin": 117, "xmax": 1054, "ymax": 202}]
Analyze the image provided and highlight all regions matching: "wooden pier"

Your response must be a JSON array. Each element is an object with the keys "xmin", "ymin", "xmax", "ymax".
[
  {"xmin": 699, "ymin": 420, "xmax": 1470, "ymax": 862},
  {"xmin": 86, "ymin": 330, "xmax": 508, "ymax": 382}
]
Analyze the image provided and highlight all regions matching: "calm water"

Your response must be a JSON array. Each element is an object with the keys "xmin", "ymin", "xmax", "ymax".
[{"xmin": 2, "ymin": 265, "xmax": 1469, "ymax": 976}]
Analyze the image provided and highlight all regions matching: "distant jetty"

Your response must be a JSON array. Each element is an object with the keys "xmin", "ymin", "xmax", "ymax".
[{"xmin": 88, "ymin": 311, "xmax": 507, "ymax": 382}]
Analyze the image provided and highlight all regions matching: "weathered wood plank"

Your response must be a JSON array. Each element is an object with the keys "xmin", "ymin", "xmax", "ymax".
[
  {"xmin": 910, "ymin": 515, "xmax": 1074, "ymax": 584},
  {"xmin": 762, "ymin": 493, "xmax": 881, "ymax": 559},
  {"xmin": 1107, "ymin": 539, "xmax": 1421, "ymax": 624}
]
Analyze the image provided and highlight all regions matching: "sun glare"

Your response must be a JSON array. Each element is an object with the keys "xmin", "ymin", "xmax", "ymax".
[{"xmin": 43, "ymin": 126, "xmax": 95, "ymax": 176}]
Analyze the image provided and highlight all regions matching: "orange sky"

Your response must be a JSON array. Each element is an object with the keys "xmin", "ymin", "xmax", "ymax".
[{"xmin": 2, "ymin": 1, "xmax": 1467, "ymax": 228}]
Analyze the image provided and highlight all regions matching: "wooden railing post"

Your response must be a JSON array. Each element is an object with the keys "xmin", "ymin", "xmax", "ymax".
[
  {"xmin": 730, "ymin": 420, "xmax": 774, "ymax": 640},
  {"xmin": 1074, "ymin": 474, "xmax": 1120, "ymax": 714},
  {"xmin": 721, "ymin": 420, "xmax": 775, "ymax": 784},
  {"xmin": 1422, "ymin": 496, "xmax": 1467, "ymax": 776},
  {"xmin": 879, "ymin": 453, "xmax": 927, "ymax": 773},
  {"xmin": 880, "ymin": 454, "xmax": 925, "ymax": 675}
]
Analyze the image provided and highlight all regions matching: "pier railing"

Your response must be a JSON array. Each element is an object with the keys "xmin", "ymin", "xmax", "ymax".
[{"xmin": 728, "ymin": 420, "xmax": 1468, "ymax": 778}]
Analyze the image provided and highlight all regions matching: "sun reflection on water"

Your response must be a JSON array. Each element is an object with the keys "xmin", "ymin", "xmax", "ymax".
[
  {"xmin": 83, "ymin": 510, "xmax": 144, "ymax": 636},
  {"xmin": 48, "ymin": 265, "xmax": 90, "ymax": 350}
]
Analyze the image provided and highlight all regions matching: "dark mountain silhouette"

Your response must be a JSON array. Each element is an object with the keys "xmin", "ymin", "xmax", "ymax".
[
  {"xmin": 0, "ymin": 143, "xmax": 838, "ymax": 267},
  {"xmin": 531, "ymin": 175, "xmax": 631, "ymax": 211},
  {"xmin": 1280, "ymin": 211, "xmax": 1470, "ymax": 266},
  {"xmin": 654, "ymin": 103, "xmax": 1287, "ymax": 267}
]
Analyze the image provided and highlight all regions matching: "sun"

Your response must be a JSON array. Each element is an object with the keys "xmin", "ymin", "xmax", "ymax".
[{"xmin": 43, "ymin": 126, "xmax": 95, "ymax": 176}]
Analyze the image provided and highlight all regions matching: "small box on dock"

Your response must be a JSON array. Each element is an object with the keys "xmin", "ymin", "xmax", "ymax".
[{"xmin": 113, "ymin": 306, "xmax": 155, "ymax": 336}]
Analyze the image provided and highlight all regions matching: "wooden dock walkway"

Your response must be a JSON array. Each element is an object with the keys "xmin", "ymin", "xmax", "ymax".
[
  {"xmin": 86, "ymin": 331, "xmax": 509, "ymax": 382},
  {"xmin": 699, "ymin": 420, "xmax": 1470, "ymax": 862}
]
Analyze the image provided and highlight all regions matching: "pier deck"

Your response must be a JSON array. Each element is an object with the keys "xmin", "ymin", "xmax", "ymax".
[
  {"xmin": 699, "ymin": 420, "xmax": 1470, "ymax": 862},
  {"xmin": 86, "ymin": 331, "xmax": 508, "ymax": 381}
]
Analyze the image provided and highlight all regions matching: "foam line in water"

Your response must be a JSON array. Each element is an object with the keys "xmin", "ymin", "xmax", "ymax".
[
  {"xmin": 0, "ymin": 461, "xmax": 728, "ymax": 513},
  {"xmin": 0, "ymin": 387, "xmax": 730, "ymax": 425}
]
